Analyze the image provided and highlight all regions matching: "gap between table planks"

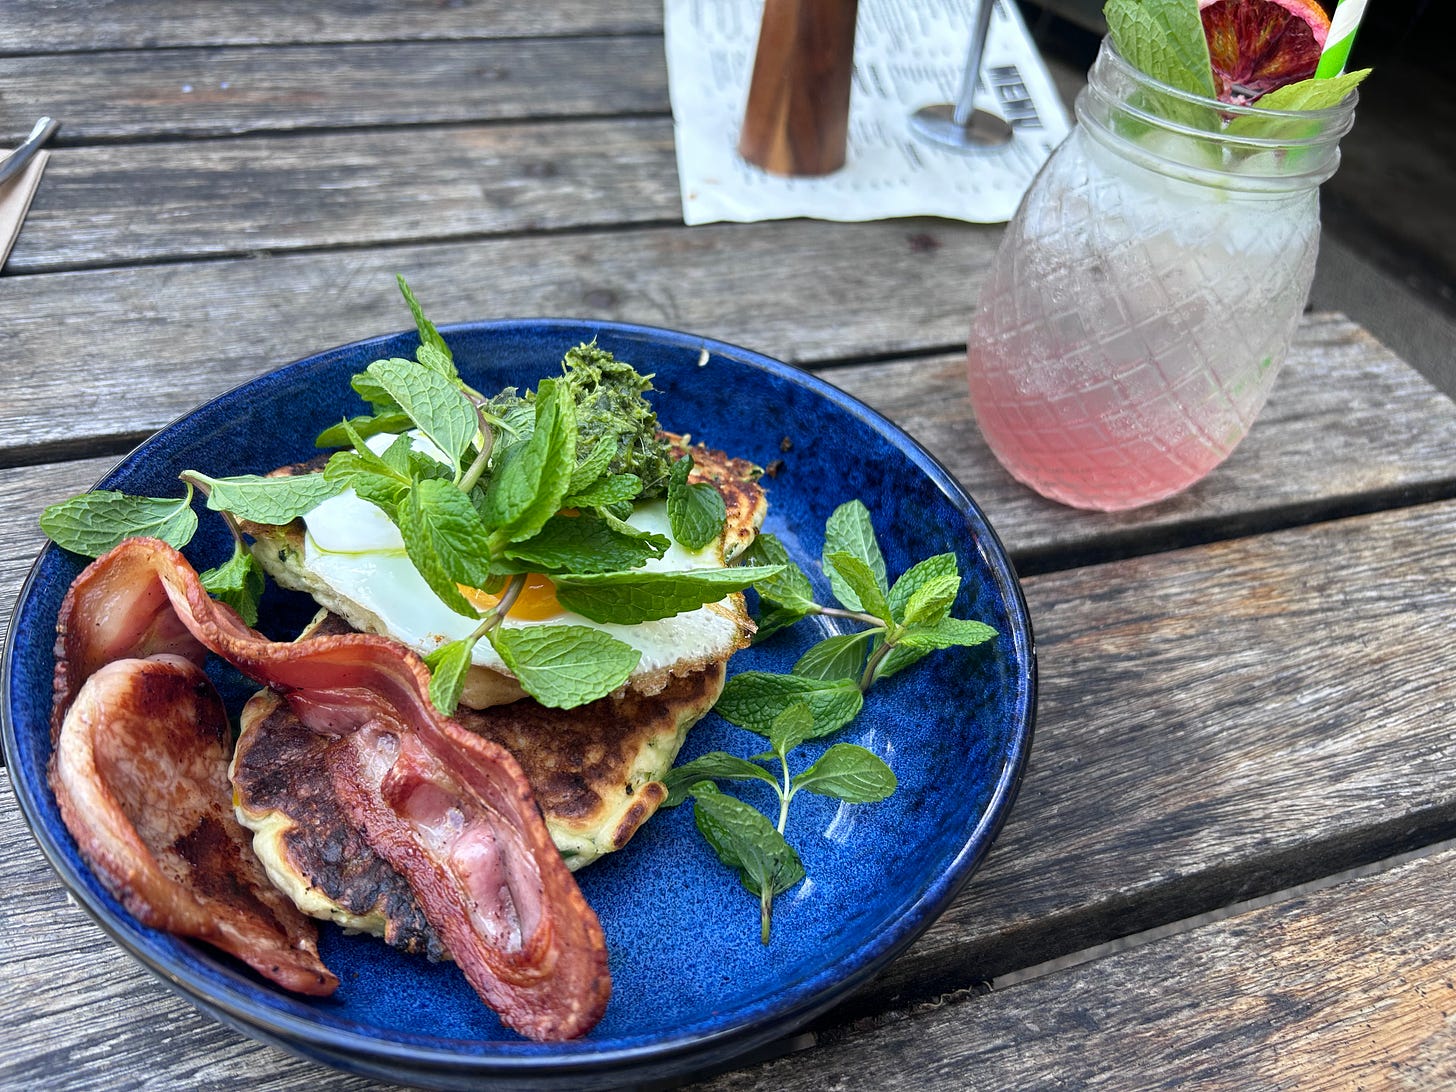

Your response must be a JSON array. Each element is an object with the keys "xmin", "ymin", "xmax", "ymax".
[{"xmin": 6, "ymin": 494, "xmax": 1456, "ymax": 1088}]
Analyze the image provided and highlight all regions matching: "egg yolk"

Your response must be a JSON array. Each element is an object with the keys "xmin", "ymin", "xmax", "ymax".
[{"xmin": 458, "ymin": 574, "xmax": 563, "ymax": 620}]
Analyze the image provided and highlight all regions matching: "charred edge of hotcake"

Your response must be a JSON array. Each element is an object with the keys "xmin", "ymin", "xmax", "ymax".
[
  {"xmin": 229, "ymin": 690, "xmax": 449, "ymax": 961},
  {"xmin": 455, "ymin": 660, "xmax": 727, "ymax": 870}
]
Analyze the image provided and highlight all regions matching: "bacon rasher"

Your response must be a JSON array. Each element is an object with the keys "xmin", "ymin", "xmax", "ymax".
[{"xmin": 51, "ymin": 537, "xmax": 611, "ymax": 1041}]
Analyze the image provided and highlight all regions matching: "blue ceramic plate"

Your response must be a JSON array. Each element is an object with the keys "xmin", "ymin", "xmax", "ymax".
[{"xmin": 3, "ymin": 321, "xmax": 1035, "ymax": 1089}]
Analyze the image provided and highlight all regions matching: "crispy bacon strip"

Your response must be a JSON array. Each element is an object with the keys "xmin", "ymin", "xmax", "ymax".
[
  {"xmin": 50, "ymin": 655, "xmax": 338, "ymax": 995},
  {"xmin": 51, "ymin": 537, "xmax": 610, "ymax": 1041}
]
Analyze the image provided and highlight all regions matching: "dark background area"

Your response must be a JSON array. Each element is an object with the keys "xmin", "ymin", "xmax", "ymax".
[{"xmin": 1016, "ymin": 0, "xmax": 1456, "ymax": 397}]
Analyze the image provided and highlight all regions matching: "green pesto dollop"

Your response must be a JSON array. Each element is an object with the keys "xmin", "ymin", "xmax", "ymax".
[{"xmin": 558, "ymin": 342, "xmax": 673, "ymax": 497}]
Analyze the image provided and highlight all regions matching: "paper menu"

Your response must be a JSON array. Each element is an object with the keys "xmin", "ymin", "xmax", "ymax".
[{"xmin": 664, "ymin": 0, "xmax": 1073, "ymax": 226}]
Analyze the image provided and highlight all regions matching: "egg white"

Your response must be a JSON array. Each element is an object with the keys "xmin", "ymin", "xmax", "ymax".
[{"xmin": 298, "ymin": 459, "xmax": 749, "ymax": 683}]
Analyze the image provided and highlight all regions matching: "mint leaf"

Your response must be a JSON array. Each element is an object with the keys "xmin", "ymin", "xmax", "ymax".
[
  {"xmin": 567, "ymin": 432, "xmax": 619, "ymax": 496},
  {"xmin": 689, "ymin": 786, "xmax": 805, "ymax": 944},
  {"xmin": 396, "ymin": 478, "xmax": 494, "ymax": 618},
  {"xmin": 396, "ymin": 274, "xmax": 454, "ymax": 369},
  {"xmin": 488, "ymin": 624, "xmax": 641, "ymax": 709},
  {"xmin": 364, "ymin": 357, "xmax": 479, "ymax": 474},
  {"xmin": 423, "ymin": 637, "xmax": 477, "ymax": 714},
  {"xmin": 552, "ymin": 565, "xmax": 782, "ymax": 625},
  {"xmin": 872, "ymin": 643, "xmax": 930, "ymax": 683},
  {"xmin": 792, "ymin": 743, "xmax": 896, "ymax": 803},
  {"xmin": 481, "ymin": 377, "xmax": 577, "ymax": 543},
  {"xmin": 499, "ymin": 511, "xmax": 666, "ymax": 574},
  {"xmin": 897, "ymin": 617, "xmax": 998, "ymax": 652},
  {"xmin": 824, "ymin": 551, "xmax": 893, "ymax": 623},
  {"xmin": 40, "ymin": 487, "xmax": 199, "ymax": 557},
  {"xmin": 182, "ymin": 470, "xmax": 342, "ymax": 526},
  {"xmin": 563, "ymin": 473, "xmax": 642, "ymax": 511},
  {"xmin": 667, "ymin": 453, "xmax": 727, "ymax": 551},
  {"xmin": 767, "ymin": 702, "xmax": 817, "ymax": 756},
  {"xmin": 316, "ymin": 411, "xmax": 412, "ymax": 449},
  {"xmin": 1104, "ymin": 0, "xmax": 1216, "ymax": 99},
  {"xmin": 823, "ymin": 500, "xmax": 887, "ymax": 612},
  {"xmin": 714, "ymin": 672, "xmax": 863, "ymax": 738},
  {"xmin": 744, "ymin": 533, "xmax": 817, "ymax": 614},
  {"xmin": 900, "ymin": 571, "xmax": 961, "ymax": 627},
  {"xmin": 663, "ymin": 751, "xmax": 778, "ymax": 806},
  {"xmin": 792, "ymin": 631, "xmax": 876, "ymax": 682},
  {"xmin": 1247, "ymin": 69, "xmax": 1370, "ymax": 112},
  {"xmin": 199, "ymin": 543, "xmax": 266, "ymax": 626},
  {"xmin": 888, "ymin": 552, "xmax": 959, "ymax": 621}
]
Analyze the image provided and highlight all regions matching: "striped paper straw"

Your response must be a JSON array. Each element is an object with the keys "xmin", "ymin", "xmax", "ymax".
[{"xmin": 1315, "ymin": 0, "xmax": 1367, "ymax": 78}]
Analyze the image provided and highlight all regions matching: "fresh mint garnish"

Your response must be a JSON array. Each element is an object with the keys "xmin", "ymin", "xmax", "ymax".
[
  {"xmin": 1104, "ymin": 0, "xmax": 1216, "ymax": 99},
  {"xmin": 551, "ymin": 565, "xmax": 784, "ymax": 626},
  {"xmin": 487, "ymin": 624, "xmax": 641, "ymax": 709},
  {"xmin": 667, "ymin": 500, "xmax": 994, "ymax": 942},
  {"xmin": 667, "ymin": 452, "xmax": 728, "ymax": 550},
  {"xmin": 40, "ymin": 486, "xmax": 200, "ymax": 558},
  {"xmin": 199, "ymin": 542, "xmax": 267, "ymax": 626}
]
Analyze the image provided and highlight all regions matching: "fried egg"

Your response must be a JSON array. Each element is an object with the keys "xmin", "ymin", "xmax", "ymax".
[{"xmin": 248, "ymin": 433, "xmax": 766, "ymax": 706}]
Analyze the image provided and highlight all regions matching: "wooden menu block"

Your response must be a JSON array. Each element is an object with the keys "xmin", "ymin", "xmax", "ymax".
[{"xmin": 737, "ymin": 0, "xmax": 858, "ymax": 177}]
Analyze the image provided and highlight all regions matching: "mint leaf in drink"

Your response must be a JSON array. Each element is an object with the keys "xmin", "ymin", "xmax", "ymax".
[
  {"xmin": 823, "ymin": 551, "xmax": 893, "ymax": 624},
  {"xmin": 662, "ymin": 752, "xmax": 779, "ymax": 806},
  {"xmin": 487, "ymin": 624, "xmax": 641, "ymax": 709},
  {"xmin": 551, "ymin": 565, "xmax": 783, "ymax": 625},
  {"xmin": 1247, "ymin": 68, "xmax": 1370, "ymax": 111},
  {"xmin": 424, "ymin": 637, "xmax": 478, "ymax": 714},
  {"xmin": 792, "ymin": 743, "xmax": 897, "ymax": 803},
  {"xmin": 40, "ymin": 487, "xmax": 199, "ymax": 557},
  {"xmin": 714, "ymin": 672, "xmax": 863, "ymax": 738},
  {"xmin": 396, "ymin": 274, "xmax": 455, "ymax": 370},
  {"xmin": 499, "ymin": 511, "xmax": 666, "ymax": 574},
  {"xmin": 688, "ymin": 784, "xmax": 805, "ymax": 945},
  {"xmin": 1105, "ymin": 0, "xmax": 1216, "ymax": 98},
  {"xmin": 364, "ymin": 357, "xmax": 479, "ymax": 475},
  {"xmin": 792, "ymin": 631, "xmax": 876, "ymax": 682},
  {"xmin": 482, "ymin": 377, "xmax": 577, "ymax": 543},
  {"xmin": 199, "ymin": 542, "xmax": 267, "ymax": 625},
  {"xmin": 823, "ymin": 500, "xmax": 887, "ymax": 613},
  {"xmin": 396, "ymin": 478, "xmax": 495, "ymax": 618},
  {"xmin": 181, "ymin": 470, "xmax": 343, "ymax": 526},
  {"xmin": 667, "ymin": 453, "xmax": 727, "ymax": 550}
]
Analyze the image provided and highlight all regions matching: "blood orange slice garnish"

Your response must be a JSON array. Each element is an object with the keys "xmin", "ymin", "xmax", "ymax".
[{"xmin": 1199, "ymin": 0, "xmax": 1332, "ymax": 104}]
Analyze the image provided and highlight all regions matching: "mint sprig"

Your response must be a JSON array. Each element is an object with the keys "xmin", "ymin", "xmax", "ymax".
[{"xmin": 668, "ymin": 500, "xmax": 996, "ymax": 942}]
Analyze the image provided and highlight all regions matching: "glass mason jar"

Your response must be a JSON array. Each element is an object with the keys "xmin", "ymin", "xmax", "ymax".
[{"xmin": 967, "ymin": 39, "xmax": 1357, "ymax": 511}]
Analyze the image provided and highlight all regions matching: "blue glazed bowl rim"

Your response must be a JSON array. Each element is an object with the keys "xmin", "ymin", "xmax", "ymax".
[{"xmin": 3, "ymin": 317, "xmax": 1037, "ymax": 1083}]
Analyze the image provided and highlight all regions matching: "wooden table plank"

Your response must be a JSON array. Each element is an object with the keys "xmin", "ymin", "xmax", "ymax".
[
  {"xmin": 9, "ymin": 119, "xmax": 679, "ymax": 272},
  {"xmin": 0, "ymin": 220, "xmax": 1000, "ymax": 460},
  {"xmin": 1, "ymin": 0, "xmax": 662, "ymax": 54},
  {"xmin": 687, "ymin": 842, "xmax": 1456, "ymax": 1090},
  {"xmin": 841, "ymin": 496, "xmax": 1456, "ymax": 1017},
  {"xmin": 0, "ymin": 38, "xmax": 669, "ymax": 147}
]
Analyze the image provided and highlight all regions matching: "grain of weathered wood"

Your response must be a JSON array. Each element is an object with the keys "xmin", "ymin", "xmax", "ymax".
[
  {"xmin": 2, "ymin": 0, "xmax": 663, "ymax": 53},
  {"xmin": 0, "ymin": 773, "xmax": 407, "ymax": 1092},
  {"xmin": 8, "ymin": 119, "xmax": 679, "ymax": 272},
  {"xmin": 687, "ymin": 844, "xmax": 1456, "ymax": 1090},
  {"xmin": 840, "ymin": 497, "xmax": 1456, "ymax": 1016},
  {"xmin": 0, "ymin": 219, "xmax": 999, "ymax": 456},
  {"xmin": 0, "ymin": 37, "xmax": 668, "ymax": 146}
]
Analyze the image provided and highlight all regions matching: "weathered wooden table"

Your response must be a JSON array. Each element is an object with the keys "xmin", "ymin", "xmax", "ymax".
[{"xmin": 5, "ymin": 4, "xmax": 1456, "ymax": 1089}]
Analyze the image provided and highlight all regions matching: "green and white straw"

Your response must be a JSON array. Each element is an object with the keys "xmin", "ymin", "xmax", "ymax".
[{"xmin": 1314, "ymin": 0, "xmax": 1367, "ymax": 79}]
